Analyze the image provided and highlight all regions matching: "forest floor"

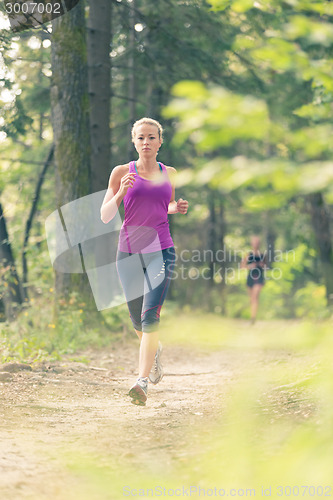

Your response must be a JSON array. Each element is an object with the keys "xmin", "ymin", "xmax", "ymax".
[{"xmin": 0, "ymin": 320, "xmax": 320, "ymax": 500}]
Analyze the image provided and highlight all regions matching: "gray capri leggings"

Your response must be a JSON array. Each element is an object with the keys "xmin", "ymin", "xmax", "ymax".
[{"xmin": 116, "ymin": 246, "xmax": 176, "ymax": 333}]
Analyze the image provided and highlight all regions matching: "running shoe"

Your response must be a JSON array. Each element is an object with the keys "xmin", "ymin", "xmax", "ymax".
[
  {"xmin": 148, "ymin": 341, "xmax": 164, "ymax": 385},
  {"xmin": 129, "ymin": 377, "xmax": 148, "ymax": 406}
]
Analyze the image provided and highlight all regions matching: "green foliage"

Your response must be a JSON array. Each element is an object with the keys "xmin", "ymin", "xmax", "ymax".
[
  {"xmin": 210, "ymin": 0, "xmax": 232, "ymax": 11},
  {"xmin": 165, "ymin": 81, "xmax": 270, "ymax": 150},
  {"xmin": 0, "ymin": 290, "xmax": 125, "ymax": 363},
  {"xmin": 294, "ymin": 282, "xmax": 328, "ymax": 319},
  {"xmin": 164, "ymin": 0, "xmax": 333, "ymax": 197},
  {"xmin": 168, "ymin": 243, "xmax": 329, "ymax": 321},
  {"xmin": 258, "ymin": 245, "xmax": 329, "ymax": 319},
  {"xmin": 110, "ymin": 0, "xmax": 232, "ymax": 166},
  {"xmin": 0, "ymin": 95, "xmax": 34, "ymax": 138},
  {"xmin": 161, "ymin": 0, "xmax": 333, "ymax": 315}
]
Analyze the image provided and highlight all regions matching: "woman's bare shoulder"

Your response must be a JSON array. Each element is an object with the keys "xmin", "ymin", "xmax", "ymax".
[
  {"xmin": 112, "ymin": 163, "xmax": 130, "ymax": 175},
  {"xmin": 107, "ymin": 163, "xmax": 130, "ymax": 188},
  {"xmin": 108, "ymin": 163, "xmax": 130, "ymax": 180},
  {"xmin": 165, "ymin": 165, "xmax": 177, "ymax": 174},
  {"xmin": 165, "ymin": 166, "xmax": 177, "ymax": 183}
]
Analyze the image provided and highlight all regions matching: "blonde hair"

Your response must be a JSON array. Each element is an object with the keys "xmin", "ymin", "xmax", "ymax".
[{"xmin": 131, "ymin": 117, "xmax": 164, "ymax": 143}]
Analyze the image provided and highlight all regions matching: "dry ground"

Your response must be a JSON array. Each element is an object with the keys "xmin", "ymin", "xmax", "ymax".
[{"xmin": 0, "ymin": 333, "xmax": 317, "ymax": 500}]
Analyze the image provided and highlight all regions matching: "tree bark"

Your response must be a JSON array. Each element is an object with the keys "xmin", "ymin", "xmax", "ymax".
[
  {"xmin": 127, "ymin": 0, "xmax": 136, "ymax": 160},
  {"xmin": 0, "ymin": 202, "xmax": 24, "ymax": 321},
  {"xmin": 87, "ymin": 0, "xmax": 112, "ymax": 192},
  {"xmin": 207, "ymin": 190, "xmax": 227, "ymax": 313},
  {"xmin": 208, "ymin": 189, "xmax": 217, "ymax": 286},
  {"xmin": 306, "ymin": 192, "xmax": 333, "ymax": 307},
  {"xmin": 51, "ymin": 0, "xmax": 92, "ymax": 300},
  {"xmin": 265, "ymin": 211, "xmax": 276, "ymax": 267},
  {"xmin": 217, "ymin": 197, "xmax": 227, "ymax": 315}
]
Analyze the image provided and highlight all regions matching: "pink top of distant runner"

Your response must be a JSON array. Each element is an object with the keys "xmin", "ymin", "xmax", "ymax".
[{"xmin": 118, "ymin": 161, "xmax": 174, "ymax": 253}]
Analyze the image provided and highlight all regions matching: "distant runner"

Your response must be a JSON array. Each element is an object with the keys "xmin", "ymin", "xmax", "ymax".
[{"xmin": 241, "ymin": 235, "xmax": 267, "ymax": 325}]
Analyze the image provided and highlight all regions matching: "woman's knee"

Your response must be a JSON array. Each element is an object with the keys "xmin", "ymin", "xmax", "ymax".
[{"xmin": 141, "ymin": 306, "xmax": 160, "ymax": 333}]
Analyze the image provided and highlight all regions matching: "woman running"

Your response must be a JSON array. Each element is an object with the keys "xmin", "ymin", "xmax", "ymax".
[
  {"xmin": 100, "ymin": 117, "xmax": 188, "ymax": 405},
  {"xmin": 241, "ymin": 235, "xmax": 267, "ymax": 324}
]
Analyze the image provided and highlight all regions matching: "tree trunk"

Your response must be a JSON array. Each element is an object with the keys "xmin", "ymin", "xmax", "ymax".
[
  {"xmin": 0, "ymin": 202, "xmax": 24, "ymax": 321},
  {"xmin": 207, "ymin": 190, "xmax": 227, "ymax": 313},
  {"xmin": 22, "ymin": 145, "xmax": 54, "ymax": 298},
  {"xmin": 306, "ymin": 192, "xmax": 333, "ymax": 307},
  {"xmin": 265, "ymin": 211, "xmax": 276, "ymax": 267},
  {"xmin": 208, "ymin": 189, "xmax": 217, "ymax": 285},
  {"xmin": 127, "ymin": 0, "xmax": 136, "ymax": 160},
  {"xmin": 86, "ymin": 0, "xmax": 117, "ymax": 330},
  {"xmin": 38, "ymin": 42, "xmax": 44, "ymax": 141},
  {"xmin": 51, "ymin": 0, "xmax": 92, "ymax": 301},
  {"xmin": 217, "ymin": 197, "xmax": 227, "ymax": 315},
  {"xmin": 87, "ymin": 0, "xmax": 112, "ymax": 192}
]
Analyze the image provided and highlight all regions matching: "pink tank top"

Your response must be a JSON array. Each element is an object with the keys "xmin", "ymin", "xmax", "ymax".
[{"xmin": 118, "ymin": 161, "xmax": 174, "ymax": 253}]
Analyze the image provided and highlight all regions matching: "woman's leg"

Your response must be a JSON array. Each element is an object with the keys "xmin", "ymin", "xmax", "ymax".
[
  {"xmin": 129, "ymin": 248, "xmax": 175, "ymax": 404},
  {"xmin": 116, "ymin": 251, "xmax": 144, "ymax": 332},
  {"xmin": 249, "ymin": 284, "xmax": 263, "ymax": 321},
  {"xmin": 135, "ymin": 329, "xmax": 157, "ymax": 378},
  {"xmin": 139, "ymin": 248, "xmax": 175, "ymax": 378},
  {"xmin": 138, "ymin": 331, "xmax": 159, "ymax": 378},
  {"xmin": 135, "ymin": 329, "xmax": 143, "ymax": 341}
]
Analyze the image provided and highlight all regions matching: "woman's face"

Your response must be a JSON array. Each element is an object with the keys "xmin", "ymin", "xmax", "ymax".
[
  {"xmin": 251, "ymin": 236, "xmax": 261, "ymax": 249},
  {"xmin": 133, "ymin": 124, "xmax": 162, "ymax": 158}
]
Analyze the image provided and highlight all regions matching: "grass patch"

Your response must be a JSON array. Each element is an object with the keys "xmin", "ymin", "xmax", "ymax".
[{"xmin": 0, "ymin": 291, "xmax": 128, "ymax": 363}]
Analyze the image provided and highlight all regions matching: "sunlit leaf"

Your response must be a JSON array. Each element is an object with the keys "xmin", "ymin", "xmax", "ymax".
[
  {"xmin": 244, "ymin": 192, "xmax": 289, "ymax": 210},
  {"xmin": 284, "ymin": 16, "xmax": 333, "ymax": 47},
  {"xmin": 293, "ymin": 102, "xmax": 333, "ymax": 121},
  {"xmin": 209, "ymin": 0, "xmax": 232, "ymax": 11},
  {"xmin": 232, "ymin": 0, "xmax": 256, "ymax": 12}
]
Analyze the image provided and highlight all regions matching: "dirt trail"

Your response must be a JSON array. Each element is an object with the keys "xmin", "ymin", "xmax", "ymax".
[{"xmin": 0, "ymin": 339, "xmax": 314, "ymax": 499}]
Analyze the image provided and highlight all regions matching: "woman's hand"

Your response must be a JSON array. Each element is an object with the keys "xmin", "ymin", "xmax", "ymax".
[
  {"xmin": 176, "ymin": 198, "xmax": 188, "ymax": 214},
  {"xmin": 119, "ymin": 173, "xmax": 136, "ymax": 197}
]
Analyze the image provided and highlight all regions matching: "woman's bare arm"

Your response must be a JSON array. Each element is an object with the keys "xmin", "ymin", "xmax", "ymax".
[
  {"xmin": 240, "ymin": 253, "xmax": 249, "ymax": 269},
  {"xmin": 100, "ymin": 165, "xmax": 136, "ymax": 223},
  {"xmin": 166, "ymin": 166, "xmax": 188, "ymax": 214}
]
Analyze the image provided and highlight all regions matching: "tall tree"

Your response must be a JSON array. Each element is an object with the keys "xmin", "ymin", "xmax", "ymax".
[
  {"xmin": 51, "ymin": 1, "xmax": 91, "ymax": 300},
  {"xmin": 87, "ymin": 0, "xmax": 112, "ymax": 192},
  {"xmin": 127, "ymin": 0, "xmax": 136, "ymax": 160},
  {"xmin": 306, "ymin": 193, "xmax": 333, "ymax": 307}
]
